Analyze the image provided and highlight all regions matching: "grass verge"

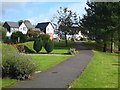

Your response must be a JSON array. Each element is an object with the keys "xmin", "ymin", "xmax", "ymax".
[
  {"xmin": 70, "ymin": 41, "xmax": 119, "ymax": 88},
  {"xmin": 2, "ymin": 79, "xmax": 18, "ymax": 88},
  {"xmin": 71, "ymin": 51, "xmax": 118, "ymax": 88}
]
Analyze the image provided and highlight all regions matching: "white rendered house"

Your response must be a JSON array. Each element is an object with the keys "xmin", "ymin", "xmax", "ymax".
[
  {"xmin": 36, "ymin": 22, "xmax": 54, "ymax": 39},
  {"xmin": 3, "ymin": 21, "xmax": 34, "ymax": 37}
]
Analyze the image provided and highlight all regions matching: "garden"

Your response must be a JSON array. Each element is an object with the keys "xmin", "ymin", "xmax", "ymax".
[{"xmin": 1, "ymin": 29, "xmax": 76, "ymax": 88}]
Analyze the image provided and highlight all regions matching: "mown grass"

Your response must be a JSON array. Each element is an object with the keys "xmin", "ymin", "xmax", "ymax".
[
  {"xmin": 2, "ymin": 55, "xmax": 71, "ymax": 88},
  {"xmin": 70, "ymin": 41, "xmax": 119, "ymax": 88},
  {"xmin": 2, "ymin": 41, "xmax": 73, "ymax": 88},
  {"xmin": 2, "ymin": 79, "xmax": 18, "ymax": 88},
  {"xmin": 29, "ymin": 55, "xmax": 72, "ymax": 71},
  {"xmin": 17, "ymin": 41, "xmax": 75, "ymax": 54}
]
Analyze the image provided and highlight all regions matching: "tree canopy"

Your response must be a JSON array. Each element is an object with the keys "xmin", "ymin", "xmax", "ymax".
[
  {"xmin": 81, "ymin": 2, "xmax": 120, "ymax": 52},
  {"xmin": 54, "ymin": 7, "xmax": 79, "ymax": 46}
]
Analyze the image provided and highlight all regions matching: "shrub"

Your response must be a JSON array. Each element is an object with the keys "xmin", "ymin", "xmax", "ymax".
[
  {"xmin": 3, "ymin": 36, "xmax": 12, "ymax": 44},
  {"xmin": 68, "ymin": 48, "xmax": 76, "ymax": 55},
  {"xmin": 0, "ymin": 27, "xmax": 7, "ymax": 41},
  {"xmin": 11, "ymin": 31, "xmax": 27, "ymax": 43},
  {"xmin": 33, "ymin": 38, "xmax": 42, "ymax": 53},
  {"xmin": 27, "ymin": 28, "xmax": 40, "ymax": 38},
  {"xmin": 44, "ymin": 39, "xmax": 54, "ymax": 53},
  {"xmin": 39, "ymin": 34, "xmax": 50, "ymax": 40},
  {"xmin": 2, "ymin": 44, "xmax": 37, "ymax": 80},
  {"xmin": 39, "ymin": 34, "xmax": 50, "ymax": 46}
]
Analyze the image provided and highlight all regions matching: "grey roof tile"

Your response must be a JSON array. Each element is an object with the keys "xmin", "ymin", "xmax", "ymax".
[{"xmin": 6, "ymin": 21, "xmax": 19, "ymax": 28}]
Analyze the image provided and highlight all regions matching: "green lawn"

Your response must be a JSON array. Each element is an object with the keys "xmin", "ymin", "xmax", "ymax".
[
  {"xmin": 70, "ymin": 42, "xmax": 119, "ymax": 88},
  {"xmin": 17, "ymin": 41, "xmax": 75, "ymax": 54},
  {"xmin": 2, "ymin": 54, "xmax": 71, "ymax": 88},
  {"xmin": 2, "ymin": 79, "xmax": 18, "ymax": 88},
  {"xmin": 29, "ymin": 55, "xmax": 71, "ymax": 71}
]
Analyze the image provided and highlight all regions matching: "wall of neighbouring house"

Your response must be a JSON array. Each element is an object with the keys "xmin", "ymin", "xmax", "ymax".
[
  {"xmin": 6, "ymin": 28, "xmax": 19, "ymax": 36},
  {"xmin": 46, "ymin": 23, "xmax": 54, "ymax": 39},
  {"xmin": 19, "ymin": 23, "xmax": 28, "ymax": 34}
]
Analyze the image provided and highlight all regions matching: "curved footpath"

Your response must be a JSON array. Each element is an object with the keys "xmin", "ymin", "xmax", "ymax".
[{"xmin": 7, "ymin": 42, "xmax": 93, "ymax": 88}]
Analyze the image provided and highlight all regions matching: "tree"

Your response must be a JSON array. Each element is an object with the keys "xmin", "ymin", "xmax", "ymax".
[
  {"xmin": 44, "ymin": 39, "xmax": 54, "ymax": 53},
  {"xmin": 11, "ymin": 31, "xmax": 27, "ymax": 43},
  {"xmin": 27, "ymin": 28, "xmax": 41, "ymax": 38},
  {"xmin": 33, "ymin": 38, "xmax": 42, "ymax": 53},
  {"xmin": 39, "ymin": 34, "xmax": 50, "ymax": 46},
  {"xmin": 81, "ymin": 2, "xmax": 119, "ymax": 53},
  {"xmin": 24, "ymin": 20, "xmax": 31, "ymax": 23},
  {"xmin": 18, "ymin": 20, "xmax": 31, "ymax": 23},
  {"xmin": 55, "ymin": 7, "xmax": 79, "ymax": 46}
]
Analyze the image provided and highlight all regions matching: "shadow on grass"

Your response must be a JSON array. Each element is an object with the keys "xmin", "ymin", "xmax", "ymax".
[
  {"xmin": 112, "ymin": 64, "xmax": 120, "ymax": 66},
  {"xmin": 24, "ymin": 46, "xmax": 35, "ymax": 53}
]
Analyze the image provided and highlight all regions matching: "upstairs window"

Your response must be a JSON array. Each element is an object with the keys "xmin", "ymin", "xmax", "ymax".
[{"xmin": 23, "ymin": 27, "xmax": 26, "ymax": 31}]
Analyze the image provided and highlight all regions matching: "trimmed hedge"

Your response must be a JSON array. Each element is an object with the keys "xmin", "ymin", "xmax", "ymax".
[
  {"xmin": 2, "ymin": 43, "xmax": 37, "ymax": 80},
  {"xmin": 44, "ymin": 39, "xmax": 54, "ymax": 53},
  {"xmin": 39, "ymin": 34, "xmax": 50, "ymax": 40},
  {"xmin": 33, "ymin": 38, "xmax": 43, "ymax": 53},
  {"xmin": 39, "ymin": 34, "xmax": 50, "ymax": 46}
]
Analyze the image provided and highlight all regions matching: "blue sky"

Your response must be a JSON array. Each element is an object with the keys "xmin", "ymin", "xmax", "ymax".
[{"xmin": 1, "ymin": 1, "xmax": 88, "ymax": 25}]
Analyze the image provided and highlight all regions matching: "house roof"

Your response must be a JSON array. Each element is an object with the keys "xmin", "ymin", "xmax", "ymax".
[
  {"xmin": 4, "ymin": 21, "xmax": 34, "ymax": 29},
  {"xmin": 35, "ymin": 22, "xmax": 50, "ymax": 30},
  {"xmin": 5, "ymin": 21, "xmax": 19, "ymax": 28},
  {"xmin": 24, "ymin": 22, "xmax": 34, "ymax": 29}
]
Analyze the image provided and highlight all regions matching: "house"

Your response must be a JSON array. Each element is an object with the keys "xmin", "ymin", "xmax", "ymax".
[
  {"xmin": 35, "ymin": 22, "xmax": 54, "ymax": 39},
  {"xmin": 3, "ymin": 21, "xmax": 34, "ymax": 37}
]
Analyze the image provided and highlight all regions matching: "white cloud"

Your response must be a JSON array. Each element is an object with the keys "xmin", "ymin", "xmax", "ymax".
[
  {"xmin": 27, "ymin": 5, "xmax": 61, "ymax": 25},
  {"xmin": 27, "ymin": 15, "xmax": 49, "ymax": 25},
  {"xmin": 1, "ymin": 1, "xmax": 88, "ymax": 24},
  {"xmin": 27, "ymin": 2, "xmax": 88, "ymax": 25}
]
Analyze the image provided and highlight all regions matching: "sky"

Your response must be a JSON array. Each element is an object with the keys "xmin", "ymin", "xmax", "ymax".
[{"xmin": 1, "ymin": 0, "xmax": 88, "ymax": 25}]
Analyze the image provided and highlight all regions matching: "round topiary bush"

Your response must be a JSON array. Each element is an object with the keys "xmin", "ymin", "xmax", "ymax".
[
  {"xmin": 33, "ymin": 38, "xmax": 42, "ymax": 53},
  {"xmin": 2, "ymin": 43, "xmax": 37, "ymax": 80},
  {"xmin": 44, "ymin": 39, "xmax": 54, "ymax": 53}
]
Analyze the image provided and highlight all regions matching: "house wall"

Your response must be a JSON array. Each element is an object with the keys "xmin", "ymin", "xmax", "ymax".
[
  {"xmin": 46, "ymin": 23, "xmax": 54, "ymax": 34},
  {"xmin": 46, "ymin": 23, "xmax": 54, "ymax": 39},
  {"xmin": 6, "ymin": 28, "xmax": 19, "ymax": 36},
  {"xmin": 19, "ymin": 22, "xmax": 28, "ymax": 34},
  {"xmin": 10, "ymin": 28, "xmax": 19, "ymax": 32},
  {"xmin": 6, "ymin": 31, "xmax": 12, "ymax": 36}
]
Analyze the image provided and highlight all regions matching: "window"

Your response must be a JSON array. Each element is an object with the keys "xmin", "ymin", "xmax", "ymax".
[
  {"xmin": 47, "ymin": 28, "xmax": 49, "ymax": 31},
  {"xmin": 23, "ymin": 27, "xmax": 26, "ymax": 31}
]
